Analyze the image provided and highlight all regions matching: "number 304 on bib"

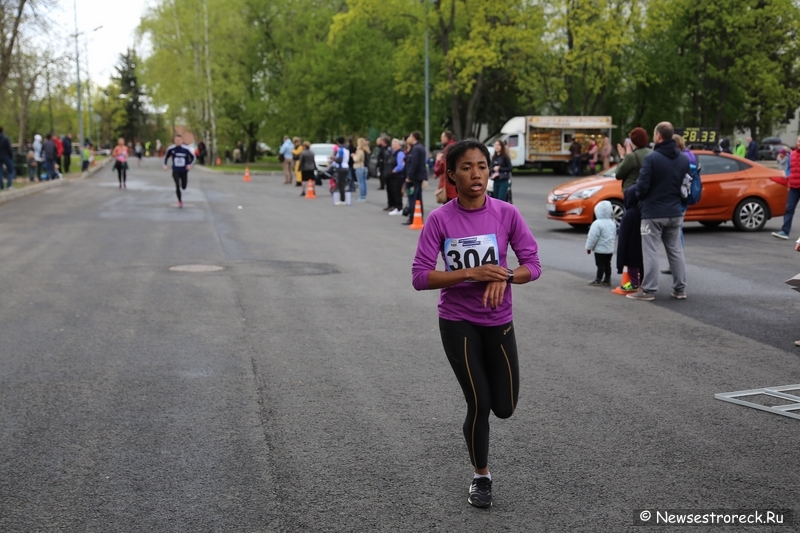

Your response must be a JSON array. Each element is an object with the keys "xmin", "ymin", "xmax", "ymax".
[{"xmin": 444, "ymin": 234, "xmax": 499, "ymax": 271}]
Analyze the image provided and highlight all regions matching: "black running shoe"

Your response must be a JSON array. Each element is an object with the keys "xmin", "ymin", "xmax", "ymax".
[{"xmin": 468, "ymin": 477, "xmax": 492, "ymax": 508}]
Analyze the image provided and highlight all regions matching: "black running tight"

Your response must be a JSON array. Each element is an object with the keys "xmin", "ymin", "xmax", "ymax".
[
  {"xmin": 115, "ymin": 162, "xmax": 127, "ymax": 184},
  {"xmin": 439, "ymin": 318, "xmax": 519, "ymax": 470},
  {"xmin": 172, "ymin": 171, "xmax": 188, "ymax": 201}
]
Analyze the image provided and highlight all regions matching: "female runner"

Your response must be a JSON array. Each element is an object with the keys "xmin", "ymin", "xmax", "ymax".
[
  {"xmin": 411, "ymin": 139, "xmax": 541, "ymax": 508},
  {"xmin": 111, "ymin": 138, "xmax": 129, "ymax": 188}
]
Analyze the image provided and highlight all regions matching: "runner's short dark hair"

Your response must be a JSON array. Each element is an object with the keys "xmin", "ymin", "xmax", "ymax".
[
  {"xmin": 445, "ymin": 139, "xmax": 491, "ymax": 184},
  {"xmin": 410, "ymin": 131, "xmax": 422, "ymax": 142}
]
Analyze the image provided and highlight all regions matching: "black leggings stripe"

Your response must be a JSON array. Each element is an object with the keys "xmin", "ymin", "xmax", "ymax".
[{"xmin": 439, "ymin": 318, "xmax": 519, "ymax": 469}]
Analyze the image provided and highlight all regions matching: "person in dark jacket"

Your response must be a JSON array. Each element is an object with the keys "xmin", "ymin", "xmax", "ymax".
[
  {"xmin": 299, "ymin": 141, "xmax": 316, "ymax": 197},
  {"xmin": 569, "ymin": 138, "xmax": 582, "ymax": 176},
  {"xmin": 387, "ymin": 138, "xmax": 406, "ymax": 215},
  {"xmin": 718, "ymin": 138, "xmax": 732, "ymax": 154},
  {"xmin": 616, "ymin": 186, "xmax": 643, "ymax": 290},
  {"xmin": 745, "ymin": 136, "xmax": 758, "ymax": 161},
  {"xmin": 627, "ymin": 122, "xmax": 689, "ymax": 301},
  {"xmin": 491, "ymin": 139, "xmax": 513, "ymax": 202},
  {"xmin": 375, "ymin": 135, "xmax": 388, "ymax": 193},
  {"xmin": 62, "ymin": 133, "xmax": 73, "ymax": 174},
  {"xmin": 377, "ymin": 135, "xmax": 395, "ymax": 209},
  {"xmin": 347, "ymin": 138, "xmax": 357, "ymax": 192},
  {"xmin": 0, "ymin": 126, "xmax": 15, "ymax": 190},
  {"xmin": 403, "ymin": 130, "xmax": 427, "ymax": 225},
  {"xmin": 42, "ymin": 133, "xmax": 58, "ymax": 180},
  {"xmin": 333, "ymin": 137, "xmax": 350, "ymax": 205},
  {"xmin": 615, "ymin": 127, "xmax": 651, "ymax": 192},
  {"xmin": 197, "ymin": 140, "xmax": 207, "ymax": 165}
]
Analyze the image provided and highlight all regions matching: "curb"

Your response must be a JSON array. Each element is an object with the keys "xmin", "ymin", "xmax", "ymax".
[
  {"xmin": 0, "ymin": 157, "xmax": 112, "ymax": 206},
  {"xmin": 193, "ymin": 165, "xmax": 282, "ymax": 177}
]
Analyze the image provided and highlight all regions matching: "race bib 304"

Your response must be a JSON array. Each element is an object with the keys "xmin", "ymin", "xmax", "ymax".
[{"xmin": 444, "ymin": 234, "xmax": 499, "ymax": 272}]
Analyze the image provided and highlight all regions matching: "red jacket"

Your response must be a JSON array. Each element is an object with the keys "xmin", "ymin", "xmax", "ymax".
[
  {"xmin": 55, "ymin": 137, "xmax": 64, "ymax": 157},
  {"xmin": 790, "ymin": 149, "xmax": 800, "ymax": 189},
  {"xmin": 435, "ymin": 140, "xmax": 457, "ymax": 200}
]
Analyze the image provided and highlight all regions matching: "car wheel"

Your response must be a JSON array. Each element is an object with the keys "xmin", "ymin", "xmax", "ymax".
[
  {"xmin": 609, "ymin": 199, "xmax": 625, "ymax": 227},
  {"xmin": 732, "ymin": 198, "xmax": 768, "ymax": 231},
  {"xmin": 699, "ymin": 221, "xmax": 723, "ymax": 228}
]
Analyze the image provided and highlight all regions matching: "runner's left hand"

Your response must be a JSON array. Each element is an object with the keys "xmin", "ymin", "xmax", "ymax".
[
  {"xmin": 186, "ymin": 165, "xmax": 192, "ymax": 171},
  {"xmin": 482, "ymin": 281, "xmax": 507, "ymax": 310}
]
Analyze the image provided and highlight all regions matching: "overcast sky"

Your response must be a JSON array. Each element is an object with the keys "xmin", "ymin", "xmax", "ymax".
[{"xmin": 51, "ymin": 0, "xmax": 153, "ymax": 85}]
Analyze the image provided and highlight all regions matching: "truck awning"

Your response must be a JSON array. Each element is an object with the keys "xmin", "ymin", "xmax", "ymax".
[{"xmin": 528, "ymin": 116, "xmax": 615, "ymax": 129}]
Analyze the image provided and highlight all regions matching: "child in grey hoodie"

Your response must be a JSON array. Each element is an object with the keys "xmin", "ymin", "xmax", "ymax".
[{"xmin": 586, "ymin": 200, "xmax": 617, "ymax": 286}]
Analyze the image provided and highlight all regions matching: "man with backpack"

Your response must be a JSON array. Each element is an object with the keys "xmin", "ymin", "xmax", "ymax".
[{"xmin": 627, "ymin": 122, "xmax": 689, "ymax": 301}]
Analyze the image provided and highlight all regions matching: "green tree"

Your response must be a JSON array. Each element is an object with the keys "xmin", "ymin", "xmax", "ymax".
[{"xmin": 114, "ymin": 49, "xmax": 146, "ymax": 142}]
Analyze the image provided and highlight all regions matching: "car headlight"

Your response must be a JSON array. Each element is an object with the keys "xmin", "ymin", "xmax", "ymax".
[{"xmin": 568, "ymin": 186, "xmax": 602, "ymax": 200}]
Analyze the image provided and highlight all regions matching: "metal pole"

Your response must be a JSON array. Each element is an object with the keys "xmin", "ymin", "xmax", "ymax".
[
  {"xmin": 73, "ymin": 0, "xmax": 84, "ymax": 168},
  {"xmin": 85, "ymin": 41, "xmax": 92, "ymax": 146},
  {"xmin": 424, "ymin": 3, "xmax": 430, "ymax": 155}
]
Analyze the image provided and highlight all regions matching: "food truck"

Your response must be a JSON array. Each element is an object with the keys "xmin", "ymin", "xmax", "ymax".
[{"xmin": 497, "ymin": 116, "xmax": 615, "ymax": 173}]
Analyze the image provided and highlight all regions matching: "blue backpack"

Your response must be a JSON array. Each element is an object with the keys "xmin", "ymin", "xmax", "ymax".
[{"xmin": 681, "ymin": 163, "xmax": 702, "ymax": 205}]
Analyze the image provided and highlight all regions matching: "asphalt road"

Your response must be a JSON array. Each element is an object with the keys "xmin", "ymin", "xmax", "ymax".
[{"xmin": 1, "ymin": 160, "xmax": 799, "ymax": 532}]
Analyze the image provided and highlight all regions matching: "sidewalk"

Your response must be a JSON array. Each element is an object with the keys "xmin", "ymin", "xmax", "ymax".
[{"xmin": 0, "ymin": 157, "xmax": 113, "ymax": 206}]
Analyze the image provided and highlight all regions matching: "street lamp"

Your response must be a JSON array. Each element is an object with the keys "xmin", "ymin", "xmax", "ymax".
[
  {"xmin": 424, "ymin": 0, "xmax": 430, "ymax": 155},
  {"xmin": 71, "ymin": 0, "xmax": 101, "ymax": 167}
]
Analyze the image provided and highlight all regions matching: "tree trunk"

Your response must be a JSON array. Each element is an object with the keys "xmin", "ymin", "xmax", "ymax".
[
  {"xmin": 0, "ymin": 0, "xmax": 27, "ymax": 93},
  {"xmin": 436, "ymin": 0, "xmax": 460, "ymax": 139},
  {"xmin": 463, "ymin": 73, "xmax": 484, "ymax": 140},
  {"xmin": 202, "ymin": 0, "xmax": 218, "ymax": 163}
]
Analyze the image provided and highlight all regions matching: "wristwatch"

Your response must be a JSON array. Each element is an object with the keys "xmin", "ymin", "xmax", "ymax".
[{"xmin": 506, "ymin": 269, "xmax": 514, "ymax": 284}]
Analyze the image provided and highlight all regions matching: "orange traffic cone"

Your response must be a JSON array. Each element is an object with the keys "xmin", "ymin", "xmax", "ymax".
[
  {"xmin": 243, "ymin": 167, "xmax": 251, "ymax": 182},
  {"xmin": 611, "ymin": 271, "xmax": 636, "ymax": 295},
  {"xmin": 306, "ymin": 178, "xmax": 316, "ymax": 199},
  {"xmin": 408, "ymin": 200, "xmax": 424, "ymax": 230}
]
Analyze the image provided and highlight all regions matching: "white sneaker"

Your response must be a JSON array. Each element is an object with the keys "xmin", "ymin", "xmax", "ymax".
[
  {"xmin": 334, "ymin": 201, "xmax": 345, "ymax": 206},
  {"xmin": 388, "ymin": 208, "xmax": 400, "ymax": 215}
]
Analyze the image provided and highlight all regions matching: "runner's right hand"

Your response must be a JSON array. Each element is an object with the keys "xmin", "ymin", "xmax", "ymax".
[
  {"xmin": 468, "ymin": 265, "xmax": 509, "ymax": 282},
  {"xmin": 163, "ymin": 165, "xmax": 167, "ymax": 170}
]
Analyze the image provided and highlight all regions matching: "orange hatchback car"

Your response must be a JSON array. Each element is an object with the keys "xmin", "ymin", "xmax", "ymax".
[{"xmin": 546, "ymin": 151, "xmax": 788, "ymax": 231}]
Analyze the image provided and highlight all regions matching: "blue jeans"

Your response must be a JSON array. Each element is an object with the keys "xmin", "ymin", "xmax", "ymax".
[
  {"xmin": 782, "ymin": 187, "xmax": 800, "ymax": 235},
  {"xmin": 0, "ymin": 156, "xmax": 15, "ymax": 189},
  {"xmin": 356, "ymin": 167, "xmax": 368, "ymax": 199},
  {"xmin": 494, "ymin": 179, "xmax": 510, "ymax": 202},
  {"xmin": 571, "ymin": 156, "xmax": 582, "ymax": 176},
  {"xmin": 44, "ymin": 160, "xmax": 56, "ymax": 180},
  {"xmin": 28, "ymin": 162, "xmax": 36, "ymax": 181}
]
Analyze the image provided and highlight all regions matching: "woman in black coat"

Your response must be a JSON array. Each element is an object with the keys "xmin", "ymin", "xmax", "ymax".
[
  {"xmin": 616, "ymin": 186, "xmax": 643, "ymax": 290},
  {"xmin": 491, "ymin": 139, "xmax": 513, "ymax": 202}
]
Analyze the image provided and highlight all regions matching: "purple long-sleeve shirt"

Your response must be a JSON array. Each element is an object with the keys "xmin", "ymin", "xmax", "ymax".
[{"xmin": 412, "ymin": 195, "xmax": 541, "ymax": 326}]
